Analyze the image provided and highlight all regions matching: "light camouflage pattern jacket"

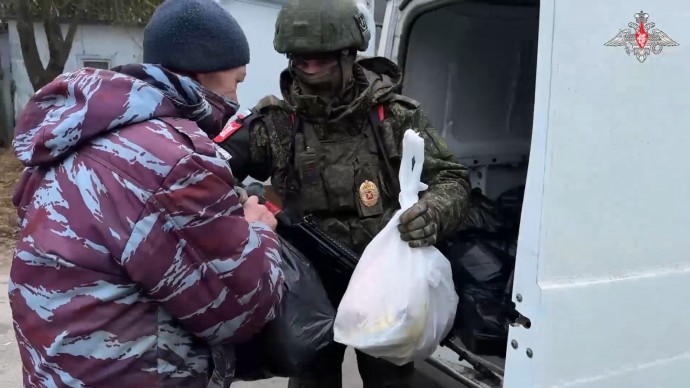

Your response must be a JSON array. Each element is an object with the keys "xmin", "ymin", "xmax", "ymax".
[{"xmin": 8, "ymin": 64, "xmax": 284, "ymax": 387}]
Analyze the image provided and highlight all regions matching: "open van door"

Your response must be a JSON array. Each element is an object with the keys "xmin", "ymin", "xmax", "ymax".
[
  {"xmin": 505, "ymin": 2, "xmax": 690, "ymax": 387},
  {"xmin": 379, "ymin": 0, "xmax": 690, "ymax": 387}
]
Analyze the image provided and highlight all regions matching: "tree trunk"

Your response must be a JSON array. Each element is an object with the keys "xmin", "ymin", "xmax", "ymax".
[
  {"xmin": 0, "ymin": 52, "xmax": 9, "ymax": 148},
  {"xmin": 15, "ymin": 0, "xmax": 47, "ymax": 91},
  {"xmin": 43, "ymin": 1, "xmax": 78, "ymax": 82},
  {"xmin": 14, "ymin": 0, "xmax": 80, "ymax": 92}
]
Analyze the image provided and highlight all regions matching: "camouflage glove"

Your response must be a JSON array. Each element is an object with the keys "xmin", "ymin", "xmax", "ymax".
[{"xmin": 398, "ymin": 200, "xmax": 438, "ymax": 248}]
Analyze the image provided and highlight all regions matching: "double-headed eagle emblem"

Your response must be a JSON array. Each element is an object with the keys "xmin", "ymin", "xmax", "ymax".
[{"xmin": 605, "ymin": 11, "xmax": 678, "ymax": 63}]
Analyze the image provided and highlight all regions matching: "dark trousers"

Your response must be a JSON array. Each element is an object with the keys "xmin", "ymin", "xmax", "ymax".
[
  {"xmin": 292, "ymin": 267, "xmax": 415, "ymax": 388},
  {"xmin": 287, "ymin": 343, "xmax": 414, "ymax": 388}
]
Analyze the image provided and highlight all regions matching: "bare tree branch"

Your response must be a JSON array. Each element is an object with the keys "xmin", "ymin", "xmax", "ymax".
[
  {"xmin": 14, "ymin": 0, "xmax": 85, "ymax": 91},
  {"xmin": 14, "ymin": 0, "xmax": 48, "ymax": 91}
]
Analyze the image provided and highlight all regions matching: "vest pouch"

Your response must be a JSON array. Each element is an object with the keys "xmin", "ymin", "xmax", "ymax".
[
  {"xmin": 296, "ymin": 152, "xmax": 329, "ymax": 212},
  {"xmin": 322, "ymin": 164, "xmax": 356, "ymax": 211},
  {"xmin": 348, "ymin": 217, "xmax": 383, "ymax": 255},
  {"xmin": 354, "ymin": 161, "xmax": 385, "ymax": 218},
  {"xmin": 367, "ymin": 119, "xmax": 402, "ymax": 161}
]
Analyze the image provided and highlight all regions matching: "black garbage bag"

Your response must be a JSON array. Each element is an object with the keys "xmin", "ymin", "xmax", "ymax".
[
  {"xmin": 448, "ymin": 239, "xmax": 514, "ymax": 285},
  {"xmin": 458, "ymin": 284, "xmax": 512, "ymax": 356},
  {"xmin": 234, "ymin": 236, "xmax": 337, "ymax": 381},
  {"xmin": 440, "ymin": 187, "xmax": 524, "ymax": 356},
  {"xmin": 496, "ymin": 185, "xmax": 525, "ymax": 235},
  {"xmin": 447, "ymin": 238, "xmax": 515, "ymax": 356},
  {"xmin": 459, "ymin": 188, "xmax": 506, "ymax": 233}
]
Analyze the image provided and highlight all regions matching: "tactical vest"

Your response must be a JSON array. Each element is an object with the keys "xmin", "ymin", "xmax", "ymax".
[
  {"xmin": 217, "ymin": 94, "xmax": 419, "ymax": 254},
  {"xmin": 283, "ymin": 105, "xmax": 402, "ymax": 254}
]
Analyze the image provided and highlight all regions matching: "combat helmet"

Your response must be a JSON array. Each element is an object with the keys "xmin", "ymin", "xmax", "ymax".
[{"xmin": 274, "ymin": 0, "xmax": 371, "ymax": 55}]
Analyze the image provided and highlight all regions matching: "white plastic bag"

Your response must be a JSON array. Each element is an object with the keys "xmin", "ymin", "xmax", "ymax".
[{"xmin": 333, "ymin": 129, "xmax": 459, "ymax": 366}]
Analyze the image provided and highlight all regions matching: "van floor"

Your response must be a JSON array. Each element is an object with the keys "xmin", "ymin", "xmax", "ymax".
[{"xmin": 447, "ymin": 334, "xmax": 506, "ymax": 373}]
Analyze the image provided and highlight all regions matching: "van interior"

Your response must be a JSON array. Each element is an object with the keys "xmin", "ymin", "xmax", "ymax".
[{"xmin": 390, "ymin": 0, "xmax": 540, "ymax": 386}]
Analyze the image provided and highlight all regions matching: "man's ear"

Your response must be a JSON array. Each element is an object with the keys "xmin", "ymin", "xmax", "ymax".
[{"xmin": 194, "ymin": 72, "xmax": 210, "ymax": 86}]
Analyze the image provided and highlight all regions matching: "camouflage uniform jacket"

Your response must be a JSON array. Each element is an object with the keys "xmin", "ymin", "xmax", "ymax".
[
  {"xmin": 9, "ymin": 64, "xmax": 284, "ymax": 387},
  {"xmin": 219, "ymin": 57, "xmax": 470, "ymax": 254}
]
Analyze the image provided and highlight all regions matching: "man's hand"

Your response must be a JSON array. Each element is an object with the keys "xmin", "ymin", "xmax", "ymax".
[
  {"xmin": 235, "ymin": 186, "xmax": 249, "ymax": 204},
  {"xmin": 398, "ymin": 200, "xmax": 438, "ymax": 248},
  {"xmin": 243, "ymin": 196, "xmax": 277, "ymax": 231}
]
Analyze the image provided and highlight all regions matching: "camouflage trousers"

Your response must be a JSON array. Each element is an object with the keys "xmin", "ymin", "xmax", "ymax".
[{"xmin": 287, "ymin": 344, "xmax": 414, "ymax": 388}]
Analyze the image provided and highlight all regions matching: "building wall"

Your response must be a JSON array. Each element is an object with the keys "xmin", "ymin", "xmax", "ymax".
[
  {"xmin": 218, "ymin": 0, "xmax": 288, "ymax": 110},
  {"xmin": 8, "ymin": 0, "xmax": 291, "ymax": 118},
  {"xmin": 8, "ymin": 21, "xmax": 145, "ymax": 118}
]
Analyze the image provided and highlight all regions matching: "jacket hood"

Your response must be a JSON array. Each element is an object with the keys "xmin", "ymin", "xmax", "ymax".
[
  {"xmin": 354, "ymin": 56, "xmax": 403, "ymax": 102},
  {"xmin": 279, "ymin": 56, "xmax": 403, "ymax": 121},
  {"xmin": 13, "ymin": 64, "xmax": 238, "ymax": 167}
]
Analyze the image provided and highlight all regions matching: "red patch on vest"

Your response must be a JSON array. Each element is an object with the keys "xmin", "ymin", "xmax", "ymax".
[{"xmin": 214, "ymin": 113, "xmax": 246, "ymax": 143}]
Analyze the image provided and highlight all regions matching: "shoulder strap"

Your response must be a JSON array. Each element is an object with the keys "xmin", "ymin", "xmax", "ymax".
[
  {"xmin": 255, "ymin": 95, "xmax": 294, "ymax": 114},
  {"xmin": 368, "ymin": 104, "xmax": 401, "ymax": 196}
]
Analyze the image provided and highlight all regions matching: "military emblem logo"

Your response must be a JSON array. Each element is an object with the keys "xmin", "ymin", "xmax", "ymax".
[
  {"xmin": 605, "ymin": 11, "xmax": 678, "ymax": 63},
  {"xmin": 359, "ymin": 180, "xmax": 379, "ymax": 207},
  {"xmin": 354, "ymin": 13, "xmax": 369, "ymax": 36}
]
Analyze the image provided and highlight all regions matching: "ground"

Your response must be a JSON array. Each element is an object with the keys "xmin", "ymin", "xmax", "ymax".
[
  {"xmin": 0, "ymin": 148, "xmax": 22, "ymax": 273},
  {"xmin": 0, "ymin": 148, "xmax": 22, "ymax": 387}
]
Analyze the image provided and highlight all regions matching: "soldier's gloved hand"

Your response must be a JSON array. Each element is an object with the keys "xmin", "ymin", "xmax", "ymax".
[{"xmin": 398, "ymin": 200, "xmax": 438, "ymax": 248}]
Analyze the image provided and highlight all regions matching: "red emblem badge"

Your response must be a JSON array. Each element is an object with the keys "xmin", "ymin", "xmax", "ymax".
[
  {"xmin": 635, "ymin": 21, "xmax": 649, "ymax": 48},
  {"xmin": 605, "ymin": 11, "xmax": 678, "ymax": 63}
]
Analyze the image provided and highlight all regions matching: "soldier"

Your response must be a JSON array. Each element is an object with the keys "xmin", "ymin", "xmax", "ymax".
[{"xmin": 217, "ymin": 0, "xmax": 470, "ymax": 386}]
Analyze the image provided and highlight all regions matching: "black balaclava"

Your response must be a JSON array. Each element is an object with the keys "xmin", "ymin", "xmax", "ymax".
[{"xmin": 290, "ymin": 50, "xmax": 357, "ymax": 103}]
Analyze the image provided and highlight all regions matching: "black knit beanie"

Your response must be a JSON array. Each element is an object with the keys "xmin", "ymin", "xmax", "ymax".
[{"xmin": 143, "ymin": 0, "xmax": 250, "ymax": 73}]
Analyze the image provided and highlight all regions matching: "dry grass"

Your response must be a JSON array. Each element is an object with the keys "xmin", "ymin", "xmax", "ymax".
[{"xmin": 0, "ymin": 148, "xmax": 22, "ymax": 271}]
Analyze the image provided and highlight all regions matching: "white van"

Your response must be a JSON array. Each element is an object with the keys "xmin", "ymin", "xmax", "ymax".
[{"xmin": 377, "ymin": 0, "xmax": 690, "ymax": 387}]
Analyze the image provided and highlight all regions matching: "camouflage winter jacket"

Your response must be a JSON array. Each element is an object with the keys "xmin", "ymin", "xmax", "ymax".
[
  {"xmin": 218, "ymin": 57, "xmax": 470, "ymax": 254},
  {"xmin": 8, "ymin": 64, "xmax": 284, "ymax": 387}
]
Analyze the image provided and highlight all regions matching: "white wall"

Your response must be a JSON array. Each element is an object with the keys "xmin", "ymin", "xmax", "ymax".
[
  {"xmin": 8, "ymin": 21, "xmax": 145, "ymax": 118},
  {"xmin": 220, "ymin": 0, "xmax": 288, "ymax": 111}
]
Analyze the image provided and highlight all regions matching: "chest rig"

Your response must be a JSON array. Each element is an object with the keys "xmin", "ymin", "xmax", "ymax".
[{"xmin": 284, "ymin": 105, "xmax": 401, "ymax": 221}]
